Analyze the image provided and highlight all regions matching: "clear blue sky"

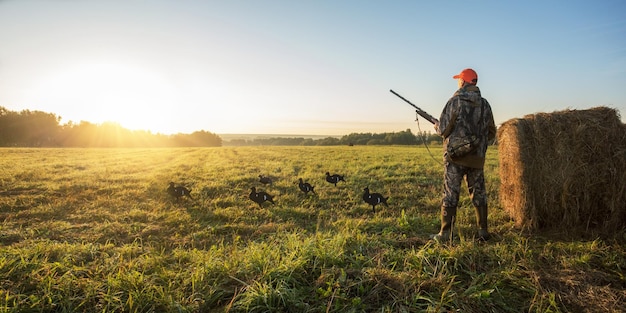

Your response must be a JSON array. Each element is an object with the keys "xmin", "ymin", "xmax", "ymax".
[{"xmin": 1, "ymin": 0, "xmax": 624, "ymax": 135}]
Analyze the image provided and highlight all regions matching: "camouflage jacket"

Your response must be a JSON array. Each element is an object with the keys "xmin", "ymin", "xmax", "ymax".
[{"xmin": 436, "ymin": 85, "xmax": 496, "ymax": 168}]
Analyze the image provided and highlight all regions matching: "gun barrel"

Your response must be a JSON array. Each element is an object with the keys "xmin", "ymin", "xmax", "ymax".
[{"xmin": 389, "ymin": 89, "xmax": 439, "ymax": 124}]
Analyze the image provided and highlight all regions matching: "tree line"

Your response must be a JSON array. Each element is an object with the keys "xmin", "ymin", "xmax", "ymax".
[
  {"xmin": 0, "ymin": 106, "xmax": 442, "ymax": 147},
  {"xmin": 224, "ymin": 129, "xmax": 442, "ymax": 146},
  {"xmin": 0, "ymin": 107, "xmax": 222, "ymax": 147}
]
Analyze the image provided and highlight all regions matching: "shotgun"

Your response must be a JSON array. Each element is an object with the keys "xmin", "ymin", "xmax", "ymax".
[{"xmin": 390, "ymin": 89, "xmax": 439, "ymax": 125}]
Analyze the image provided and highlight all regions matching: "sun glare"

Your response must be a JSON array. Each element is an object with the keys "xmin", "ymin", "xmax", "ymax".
[
  {"xmin": 30, "ymin": 62, "xmax": 177, "ymax": 133},
  {"xmin": 27, "ymin": 61, "xmax": 295, "ymax": 135}
]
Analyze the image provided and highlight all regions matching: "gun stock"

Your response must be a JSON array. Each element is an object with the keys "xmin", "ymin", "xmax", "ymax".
[{"xmin": 390, "ymin": 89, "xmax": 439, "ymax": 125}]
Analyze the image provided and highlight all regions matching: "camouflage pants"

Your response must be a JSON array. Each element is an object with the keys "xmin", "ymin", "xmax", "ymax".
[
  {"xmin": 439, "ymin": 161, "xmax": 488, "ymax": 233},
  {"xmin": 443, "ymin": 161, "xmax": 487, "ymax": 209}
]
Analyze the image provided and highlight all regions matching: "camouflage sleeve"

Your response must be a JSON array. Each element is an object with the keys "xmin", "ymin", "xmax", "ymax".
[
  {"xmin": 437, "ymin": 97, "xmax": 459, "ymax": 138},
  {"xmin": 484, "ymin": 99, "xmax": 497, "ymax": 141}
]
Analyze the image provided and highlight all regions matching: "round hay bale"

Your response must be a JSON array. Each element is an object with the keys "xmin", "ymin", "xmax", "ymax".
[{"xmin": 497, "ymin": 107, "xmax": 626, "ymax": 232}]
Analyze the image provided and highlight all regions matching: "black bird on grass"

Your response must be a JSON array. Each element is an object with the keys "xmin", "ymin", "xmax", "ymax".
[
  {"xmin": 168, "ymin": 182, "xmax": 193, "ymax": 200},
  {"xmin": 259, "ymin": 175, "xmax": 273, "ymax": 185},
  {"xmin": 362, "ymin": 187, "xmax": 388, "ymax": 213},
  {"xmin": 298, "ymin": 178, "xmax": 316, "ymax": 195},
  {"xmin": 325, "ymin": 172, "xmax": 345, "ymax": 186},
  {"xmin": 249, "ymin": 187, "xmax": 275, "ymax": 208}
]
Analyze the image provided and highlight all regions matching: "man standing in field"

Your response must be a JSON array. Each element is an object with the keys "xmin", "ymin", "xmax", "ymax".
[{"xmin": 432, "ymin": 68, "xmax": 497, "ymax": 242}]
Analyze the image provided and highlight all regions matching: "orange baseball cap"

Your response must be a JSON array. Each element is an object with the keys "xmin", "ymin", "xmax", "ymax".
[{"xmin": 453, "ymin": 68, "xmax": 478, "ymax": 84}]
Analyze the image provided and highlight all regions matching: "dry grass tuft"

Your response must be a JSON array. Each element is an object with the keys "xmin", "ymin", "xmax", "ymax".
[
  {"xmin": 497, "ymin": 106, "xmax": 626, "ymax": 232},
  {"xmin": 537, "ymin": 268, "xmax": 626, "ymax": 312}
]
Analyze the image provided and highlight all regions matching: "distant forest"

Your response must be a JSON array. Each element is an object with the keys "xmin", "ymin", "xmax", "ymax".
[
  {"xmin": 0, "ymin": 107, "xmax": 222, "ymax": 147},
  {"xmin": 0, "ymin": 107, "xmax": 442, "ymax": 147},
  {"xmin": 226, "ymin": 130, "xmax": 442, "ymax": 146}
]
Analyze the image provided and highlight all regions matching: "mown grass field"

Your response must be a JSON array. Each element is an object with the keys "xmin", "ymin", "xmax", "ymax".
[{"xmin": 1, "ymin": 146, "xmax": 624, "ymax": 312}]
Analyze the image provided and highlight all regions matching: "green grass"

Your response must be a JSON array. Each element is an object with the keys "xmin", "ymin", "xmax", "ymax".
[{"xmin": 0, "ymin": 147, "xmax": 624, "ymax": 312}]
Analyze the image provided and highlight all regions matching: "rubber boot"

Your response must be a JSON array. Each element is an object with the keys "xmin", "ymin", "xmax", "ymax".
[
  {"xmin": 475, "ymin": 205, "xmax": 490, "ymax": 241},
  {"xmin": 431, "ymin": 206, "xmax": 457, "ymax": 242}
]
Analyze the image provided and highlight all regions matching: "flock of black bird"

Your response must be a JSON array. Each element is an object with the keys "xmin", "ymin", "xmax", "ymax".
[{"xmin": 168, "ymin": 172, "xmax": 390, "ymax": 213}]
